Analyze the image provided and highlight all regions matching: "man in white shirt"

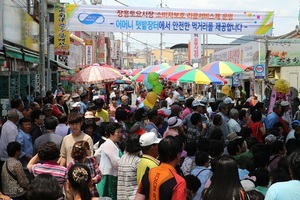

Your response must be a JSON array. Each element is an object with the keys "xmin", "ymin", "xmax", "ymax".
[
  {"xmin": 228, "ymin": 108, "xmax": 241, "ymax": 133},
  {"xmin": 0, "ymin": 109, "xmax": 19, "ymax": 172},
  {"xmin": 171, "ymin": 86, "xmax": 180, "ymax": 102},
  {"xmin": 165, "ymin": 92, "xmax": 174, "ymax": 109}
]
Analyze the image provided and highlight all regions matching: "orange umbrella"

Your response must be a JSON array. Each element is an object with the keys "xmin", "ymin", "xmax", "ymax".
[{"xmin": 71, "ymin": 63, "xmax": 122, "ymax": 84}]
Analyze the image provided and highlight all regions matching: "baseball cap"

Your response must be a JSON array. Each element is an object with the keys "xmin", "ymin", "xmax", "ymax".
[
  {"xmin": 139, "ymin": 132, "xmax": 161, "ymax": 147},
  {"xmin": 223, "ymin": 97, "xmax": 234, "ymax": 104},
  {"xmin": 192, "ymin": 100, "xmax": 201, "ymax": 107},
  {"xmin": 209, "ymin": 98, "xmax": 216, "ymax": 103},
  {"xmin": 200, "ymin": 97, "xmax": 208, "ymax": 106},
  {"xmin": 281, "ymin": 101, "xmax": 290, "ymax": 107},
  {"xmin": 43, "ymin": 103, "xmax": 53, "ymax": 110},
  {"xmin": 292, "ymin": 120, "xmax": 300, "ymax": 128}
]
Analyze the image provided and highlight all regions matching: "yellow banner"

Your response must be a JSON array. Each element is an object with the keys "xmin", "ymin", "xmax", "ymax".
[{"xmin": 54, "ymin": 3, "xmax": 70, "ymax": 55}]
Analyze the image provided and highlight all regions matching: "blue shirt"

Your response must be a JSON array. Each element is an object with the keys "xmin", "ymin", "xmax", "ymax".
[
  {"xmin": 191, "ymin": 166, "xmax": 213, "ymax": 200},
  {"xmin": 265, "ymin": 180, "xmax": 300, "ymax": 200},
  {"xmin": 264, "ymin": 112, "xmax": 279, "ymax": 130},
  {"xmin": 15, "ymin": 130, "xmax": 33, "ymax": 169},
  {"xmin": 79, "ymin": 101, "xmax": 87, "ymax": 114}
]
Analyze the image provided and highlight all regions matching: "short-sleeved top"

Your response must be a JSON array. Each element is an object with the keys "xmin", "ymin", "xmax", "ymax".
[
  {"xmin": 137, "ymin": 155, "xmax": 160, "ymax": 184},
  {"xmin": 30, "ymin": 161, "xmax": 67, "ymax": 187},
  {"xmin": 138, "ymin": 163, "xmax": 186, "ymax": 200},
  {"xmin": 265, "ymin": 180, "xmax": 300, "ymax": 200},
  {"xmin": 95, "ymin": 109, "xmax": 109, "ymax": 122},
  {"xmin": 60, "ymin": 132, "xmax": 93, "ymax": 166}
]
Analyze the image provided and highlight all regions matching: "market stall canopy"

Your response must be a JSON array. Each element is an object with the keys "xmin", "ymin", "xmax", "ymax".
[
  {"xmin": 132, "ymin": 72, "xmax": 147, "ymax": 82},
  {"xmin": 202, "ymin": 61, "xmax": 248, "ymax": 76},
  {"xmin": 140, "ymin": 63, "xmax": 170, "ymax": 74},
  {"xmin": 158, "ymin": 65, "xmax": 193, "ymax": 79},
  {"xmin": 165, "ymin": 68, "xmax": 228, "ymax": 85},
  {"xmin": 130, "ymin": 67, "xmax": 143, "ymax": 76},
  {"xmin": 71, "ymin": 63, "xmax": 122, "ymax": 84}
]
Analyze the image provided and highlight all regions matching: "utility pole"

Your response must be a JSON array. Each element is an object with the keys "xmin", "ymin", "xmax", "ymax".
[
  {"xmin": 39, "ymin": 0, "xmax": 46, "ymax": 96},
  {"xmin": 265, "ymin": 36, "xmax": 270, "ymax": 82},
  {"xmin": 46, "ymin": 12, "xmax": 51, "ymax": 91}
]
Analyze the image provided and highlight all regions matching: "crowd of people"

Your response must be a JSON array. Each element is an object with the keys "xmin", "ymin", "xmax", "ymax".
[{"xmin": 0, "ymin": 83, "xmax": 300, "ymax": 200}]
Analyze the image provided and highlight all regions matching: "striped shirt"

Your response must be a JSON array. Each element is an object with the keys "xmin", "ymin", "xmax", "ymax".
[
  {"xmin": 30, "ymin": 161, "xmax": 67, "ymax": 187},
  {"xmin": 117, "ymin": 152, "xmax": 141, "ymax": 200}
]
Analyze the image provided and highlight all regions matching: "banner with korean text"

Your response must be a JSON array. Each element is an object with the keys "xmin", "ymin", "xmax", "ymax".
[
  {"xmin": 54, "ymin": 3, "xmax": 70, "ymax": 55},
  {"xmin": 190, "ymin": 34, "xmax": 201, "ymax": 63},
  {"xmin": 66, "ymin": 4, "xmax": 274, "ymax": 35}
]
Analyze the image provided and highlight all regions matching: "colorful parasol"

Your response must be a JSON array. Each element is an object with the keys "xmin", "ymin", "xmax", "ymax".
[
  {"xmin": 140, "ymin": 63, "xmax": 170, "ymax": 74},
  {"xmin": 158, "ymin": 65, "xmax": 193, "ymax": 78},
  {"xmin": 202, "ymin": 61, "xmax": 248, "ymax": 76},
  {"xmin": 165, "ymin": 68, "xmax": 228, "ymax": 85},
  {"xmin": 130, "ymin": 67, "xmax": 143, "ymax": 76},
  {"xmin": 131, "ymin": 72, "xmax": 147, "ymax": 82},
  {"xmin": 71, "ymin": 63, "xmax": 122, "ymax": 84}
]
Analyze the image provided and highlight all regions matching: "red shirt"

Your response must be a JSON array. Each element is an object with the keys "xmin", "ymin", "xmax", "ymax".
[{"xmin": 250, "ymin": 121, "xmax": 264, "ymax": 142}]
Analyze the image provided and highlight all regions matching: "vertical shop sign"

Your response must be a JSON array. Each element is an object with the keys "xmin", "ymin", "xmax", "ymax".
[
  {"xmin": 54, "ymin": 3, "xmax": 70, "ymax": 55},
  {"xmin": 98, "ymin": 33, "xmax": 105, "ymax": 63},
  {"xmin": 111, "ymin": 40, "xmax": 117, "ymax": 59},
  {"xmin": 85, "ymin": 40, "xmax": 93, "ymax": 66},
  {"xmin": 190, "ymin": 34, "xmax": 201, "ymax": 63}
]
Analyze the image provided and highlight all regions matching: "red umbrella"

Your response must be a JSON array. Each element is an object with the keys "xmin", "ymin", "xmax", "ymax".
[{"xmin": 71, "ymin": 63, "xmax": 122, "ymax": 84}]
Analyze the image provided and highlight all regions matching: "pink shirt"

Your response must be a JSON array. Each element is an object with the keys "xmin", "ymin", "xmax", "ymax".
[{"xmin": 182, "ymin": 108, "xmax": 192, "ymax": 120}]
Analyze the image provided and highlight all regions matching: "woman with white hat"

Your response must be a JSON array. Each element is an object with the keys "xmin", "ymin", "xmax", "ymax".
[{"xmin": 163, "ymin": 116, "xmax": 184, "ymax": 138}]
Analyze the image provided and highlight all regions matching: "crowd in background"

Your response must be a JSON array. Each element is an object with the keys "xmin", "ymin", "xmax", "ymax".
[{"xmin": 0, "ymin": 82, "xmax": 300, "ymax": 200}]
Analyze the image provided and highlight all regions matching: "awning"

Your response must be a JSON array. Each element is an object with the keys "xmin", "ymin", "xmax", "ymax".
[
  {"xmin": 50, "ymin": 58, "xmax": 72, "ymax": 71},
  {"xmin": 23, "ymin": 50, "xmax": 40, "ymax": 63},
  {"xmin": 4, "ymin": 44, "xmax": 23, "ymax": 59}
]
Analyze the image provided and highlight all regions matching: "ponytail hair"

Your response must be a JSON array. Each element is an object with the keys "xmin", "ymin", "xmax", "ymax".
[{"xmin": 68, "ymin": 163, "xmax": 92, "ymax": 200}]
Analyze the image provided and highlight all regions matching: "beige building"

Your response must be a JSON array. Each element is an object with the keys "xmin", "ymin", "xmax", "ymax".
[{"xmin": 151, "ymin": 49, "xmax": 175, "ymax": 65}]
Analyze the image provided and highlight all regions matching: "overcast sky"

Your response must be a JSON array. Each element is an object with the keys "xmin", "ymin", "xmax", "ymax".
[{"xmin": 62, "ymin": 0, "xmax": 299, "ymax": 50}]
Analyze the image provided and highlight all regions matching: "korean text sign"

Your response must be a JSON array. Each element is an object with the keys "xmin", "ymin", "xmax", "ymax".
[{"xmin": 66, "ymin": 4, "xmax": 274, "ymax": 35}]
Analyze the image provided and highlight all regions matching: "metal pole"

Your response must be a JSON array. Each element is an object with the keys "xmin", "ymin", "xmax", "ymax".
[
  {"xmin": 39, "ymin": 0, "xmax": 46, "ymax": 96},
  {"xmin": 47, "ymin": 12, "xmax": 51, "ymax": 91},
  {"xmin": 265, "ymin": 36, "xmax": 270, "ymax": 82},
  {"xmin": 126, "ymin": 33, "xmax": 129, "ymax": 69},
  {"xmin": 121, "ymin": 32, "xmax": 123, "ymax": 69}
]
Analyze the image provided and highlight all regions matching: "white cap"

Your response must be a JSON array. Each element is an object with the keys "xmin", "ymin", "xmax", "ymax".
[
  {"xmin": 223, "ymin": 97, "xmax": 234, "ymax": 104},
  {"xmin": 139, "ymin": 132, "xmax": 162, "ymax": 147},
  {"xmin": 71, "ymin": 102, "xmax": 81, "ymax": 108}
]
